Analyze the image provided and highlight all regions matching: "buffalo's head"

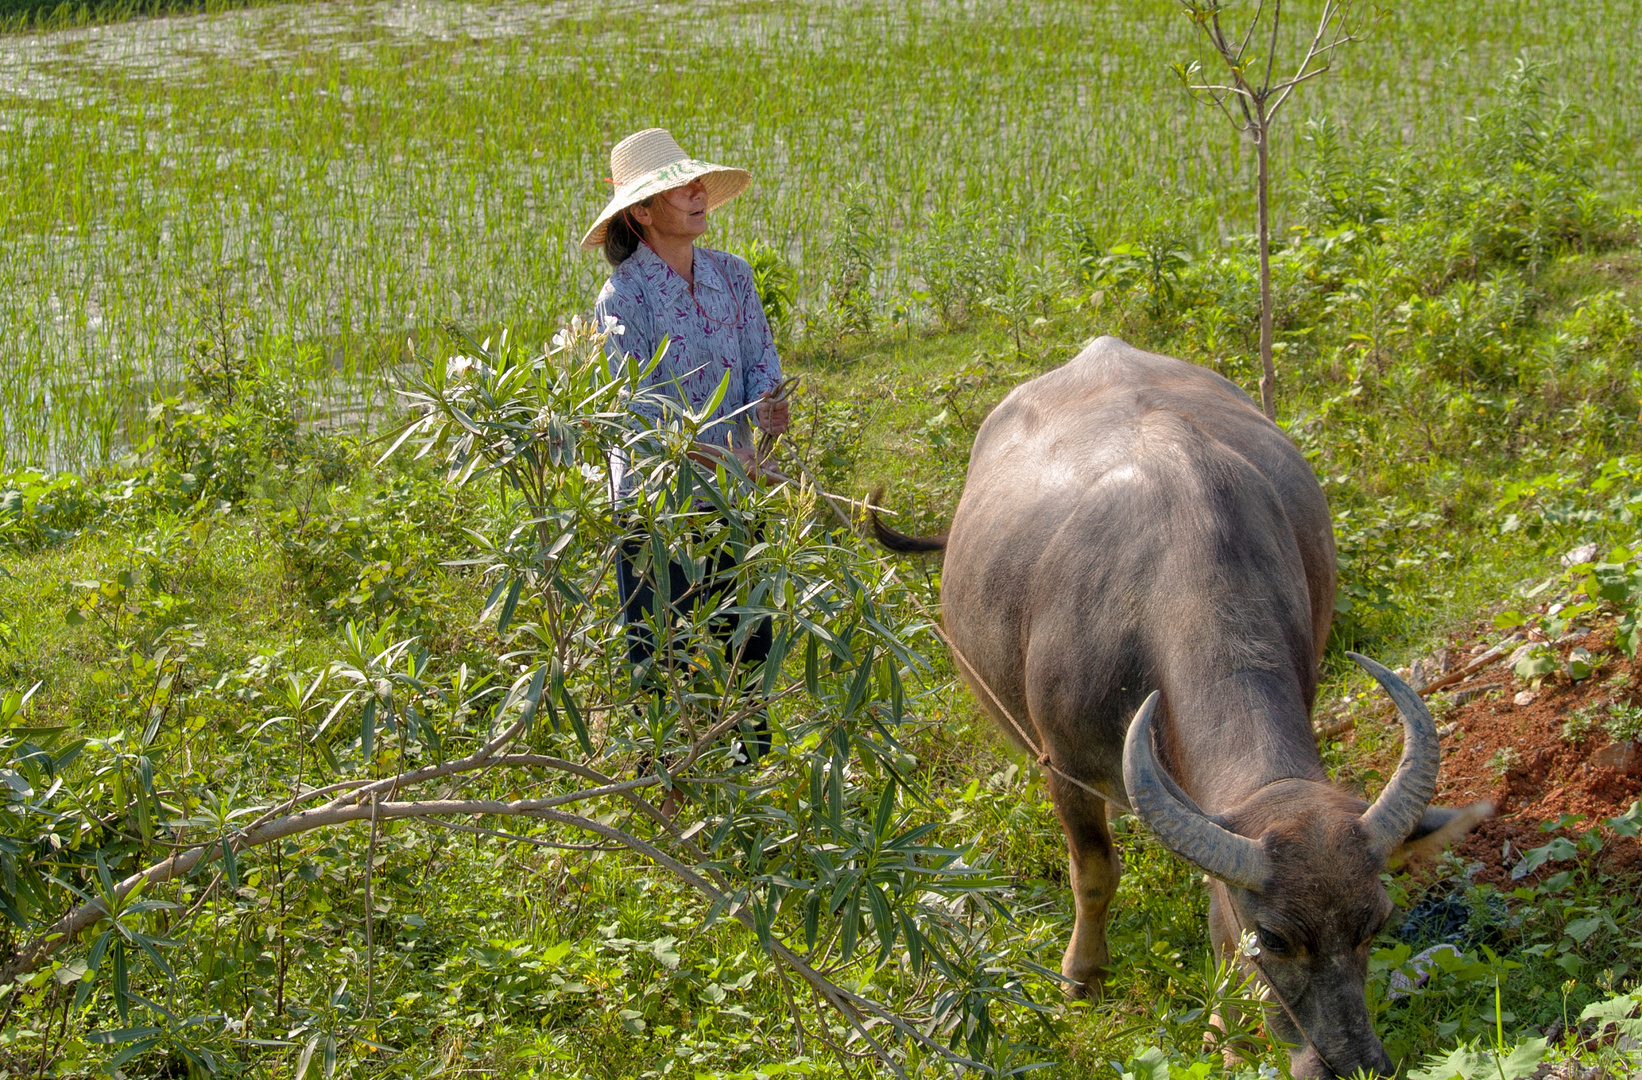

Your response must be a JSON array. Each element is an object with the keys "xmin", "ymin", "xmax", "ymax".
[{"xmin": 1123, "ymin": 655, "xmax": 1492, "ymax": 1078}]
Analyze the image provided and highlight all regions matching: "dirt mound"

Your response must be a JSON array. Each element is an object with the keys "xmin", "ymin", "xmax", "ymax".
[{"xmin": 1346, "ymin": 617, "xmax": 1642, "ymax": 886}]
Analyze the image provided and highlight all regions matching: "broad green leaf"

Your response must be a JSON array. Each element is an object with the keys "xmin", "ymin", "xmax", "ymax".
[
  {"xmin": 1497, "ymin": 1039, "xmax": 1548, "ymax": 1080},
  {"xmin": 1580, "ymin": 988, "xmax": 1642, "ymax": 1037},
  {"xmin": 1606, "ymin": 801, "xmax": 1642, "ymax": 838}
]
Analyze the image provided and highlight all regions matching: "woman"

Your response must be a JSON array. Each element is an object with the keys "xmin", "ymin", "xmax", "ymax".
[{"xmin": 581, "ymin": 128, "xmax": 790, "ymax": 756}]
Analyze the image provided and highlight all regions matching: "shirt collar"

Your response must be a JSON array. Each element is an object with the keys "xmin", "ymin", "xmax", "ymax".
[
  {"xmin": 634, "ymin": 241, "xmax": 724, "ymax": 300},
  {"xmin": 693, "ymin": 248, "xmax": 728, "ymax": 294}
]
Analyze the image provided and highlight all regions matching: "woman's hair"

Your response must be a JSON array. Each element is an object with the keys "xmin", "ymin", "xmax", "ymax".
[{"xmin": 602, "ymin": 202, "xmax": 652, "ymax": 267}]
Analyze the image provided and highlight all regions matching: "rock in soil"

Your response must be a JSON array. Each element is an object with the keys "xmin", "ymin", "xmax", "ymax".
[
  {"xmin": 1592, "ymin": 741, "xmax": 1638, "ymax": 771},
  {"xmin": 1561, "ymin": 542, "xmax": 1601, "ymax": 567}
]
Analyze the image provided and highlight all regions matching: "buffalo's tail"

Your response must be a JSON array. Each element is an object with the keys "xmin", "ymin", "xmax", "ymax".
[{"xmin": 867, "ymin": 486, "xmax": 949, "ymax": 554}]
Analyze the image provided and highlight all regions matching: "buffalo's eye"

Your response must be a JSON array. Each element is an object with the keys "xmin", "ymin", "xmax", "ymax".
[{"xmin": 1257, "ymin": 927, "xmax": 1289, "ymax": 955}]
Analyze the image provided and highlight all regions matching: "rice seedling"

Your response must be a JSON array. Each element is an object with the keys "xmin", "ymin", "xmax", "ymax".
[{"xmin": 0, "ymin": 0, "xmax": 1637, "ymax": 469}]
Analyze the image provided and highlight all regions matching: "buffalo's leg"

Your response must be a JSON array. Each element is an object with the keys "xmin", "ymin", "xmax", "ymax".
[{"xmin": 1050, "ymin": 775, "xmax": 1122, "ymax": 997}]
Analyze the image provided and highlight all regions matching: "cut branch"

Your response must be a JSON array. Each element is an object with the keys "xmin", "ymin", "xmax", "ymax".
[{"xmin": 0, "ymin": 776, "xmax": 983, "ymax": 1076}]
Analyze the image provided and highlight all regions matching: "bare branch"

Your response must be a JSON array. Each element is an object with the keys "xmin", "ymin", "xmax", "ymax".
[
  {"xmin": 242, "ymin": 694, "xmax": 541, "ymax": 833},
  {"xmin": 2, "ymin": 781, "xmax": 990, "ymax": 1076},
  {"xmin": 425, "ymin": 818, "xmax": 624, "ymax": 852},
  {"xmin": 1268, "ymin": 61, "xmax": 1334, "ymax": 116},
  {"xmin": 1263, "ymin": 0, "xmax": 1282, "ymax": 93},
  {"xmin": 1, "ymin": 793, "xmax": 631, "ymax": 984},
  {"xmin": 1240, "ymin": 0, "xmax": 1268, "ymax": 60},
  {"xmin": 1185, "ymin": 80, "xmax": 1253, "ymax": 100},
  {"xmin": 1207, "ymin": 8, "xmax": 1237, "ymax": 64}
]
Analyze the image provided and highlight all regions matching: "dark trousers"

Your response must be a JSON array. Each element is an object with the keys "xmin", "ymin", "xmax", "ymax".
[{"xmin": 616, "ymin": 529, "xmax": 773, "ymax": 759}]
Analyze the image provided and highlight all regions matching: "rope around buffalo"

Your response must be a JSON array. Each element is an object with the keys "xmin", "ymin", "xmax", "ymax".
[{"xmin": 891, "ymin": 576, "xmax": 1127, "ymax": 812}]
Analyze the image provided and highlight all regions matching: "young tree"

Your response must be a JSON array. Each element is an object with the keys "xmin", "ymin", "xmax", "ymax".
[{"xmin": 1175, "ymin": 0, "xmax": 1378, "ymax": 420}]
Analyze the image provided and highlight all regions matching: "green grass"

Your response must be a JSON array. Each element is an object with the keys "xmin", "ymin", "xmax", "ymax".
[
  {"xmin": 2, "ymin": 0, "xmax": 1641, "ymax": 468},
  {"xmin": 0, "ymin": 0, "xmax": 266, "ymax": 26},
  {"xmin": 4, "ymin": 247, "xmax": 1642, "ymax": 1075}
]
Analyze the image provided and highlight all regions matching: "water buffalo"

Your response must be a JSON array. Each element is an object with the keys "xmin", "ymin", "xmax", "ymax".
[{"xmin": 872, "ymin": 336, "xmax": 1490, "ymax": 1077}]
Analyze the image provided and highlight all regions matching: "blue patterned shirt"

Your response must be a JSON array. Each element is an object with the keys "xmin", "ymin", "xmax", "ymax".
[{"xmin": 596, "ymin": 242, "xmax": 783, "ymax": 497}]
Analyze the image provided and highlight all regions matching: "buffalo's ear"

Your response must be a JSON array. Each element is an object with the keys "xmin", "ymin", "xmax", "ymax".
[{"xmin": 1388, "ymin": 801, "xmax": 1493, "ymax": 868}]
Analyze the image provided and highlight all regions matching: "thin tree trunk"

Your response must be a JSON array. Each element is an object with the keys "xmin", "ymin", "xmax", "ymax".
[
  {"xmin": 1255, "ymin": 117, "xmax": 1276, "ymax": 421},
  {"xmin": 364, "ymin": 792, "xmax": 379, "ymax": 1015}
]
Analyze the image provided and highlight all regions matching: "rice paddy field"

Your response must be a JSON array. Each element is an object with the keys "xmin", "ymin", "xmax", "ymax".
[{"xmin": 1, "ymin": 0, "xmax": 1639, "ymax": 469}]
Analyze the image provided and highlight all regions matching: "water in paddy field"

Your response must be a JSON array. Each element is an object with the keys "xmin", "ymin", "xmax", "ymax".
[{"xmin": 1, "ymin": 0, "xmax": 1638, "ymax": 471}]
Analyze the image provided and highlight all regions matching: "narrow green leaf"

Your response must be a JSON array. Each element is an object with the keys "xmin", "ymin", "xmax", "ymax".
[
  {"xmin": 86, "ymin": 929, "xmax": 112, "ymax": 974},
  {"xmin": 866, "ymin": 883, "xmax": 895, "ymax": 955},
  {"xmin": 517, "ymin": 663, "xmax": 548, "ymax": 735},
  {"xmin": 804, "ymin": 892, "xmax": 821, "ymax": 950},
  {"xmin": 698, "ymin": 366, "xmax": 734, "ymax": 423},
  {"xmin": 804, "ymin": 633, "xmax": 820, "ymax": 698},
  {"xmin": 874, "ymin": 778, "xmax": 897, "ymax": 839},
  {"xmin": 902, "ymin": 912, "xmax": 924, "ymax": 974},
  {"xmin": 882, "ymin": 655, "xmax": 903, "ymax": 723},
  {"xmin": 137, "ymin": 757, "xmax": 159, "ymax": 842},
  {"xmin": 843, "ymin": 642, "xmax": 876, "ymax": 716},
  {"xmin": 840, "ymin": 892, "xmax": 860, "ymax": 962},
  {"xmin": 496, "ymin": 576, "xmax": 524, "ymax": 634},
  {"xmin": 112, "ymin": 940, "xmax": 128, "ymax": 1023},
  {"xmin": 760, "ymin": 626, "xmax": 791, "ymax": 698},
  {"xmin": 95, "ymin": 850, "xmax": 115, "ymax": 899},
  {"xmin": 84, "ymin": 1026, "xmax": 162, "ymax": 1045},
  {"xmin": 361, "ymin": 695, "xmax": 376, "ymax": 759},
  {"xmin": 131, "ymin": 933, "xmax": 174, "ymax": 979},
  {"xmin": 107, "ymin": 1036, "xmax": 162, "ymax": 1070},
  {"xmin": 295, "ymin": 1030, "xmax": 320, "ymax": 1070},
  {"xmin": 562, "ymin": 685, "xmax": 592, "ymax": 756},
  {"xmin": 481, "ymin": 576, "xmax": 509, "ymax": 621}
]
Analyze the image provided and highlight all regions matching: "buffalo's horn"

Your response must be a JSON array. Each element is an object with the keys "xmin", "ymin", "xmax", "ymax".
[
  {"xmin": 1349, "ymin": 652, "xmax": 1441, "ymax": 856},
  {"xmin": 1122, "ymin": 691, "xmax": 1271, "ymax": 891}
]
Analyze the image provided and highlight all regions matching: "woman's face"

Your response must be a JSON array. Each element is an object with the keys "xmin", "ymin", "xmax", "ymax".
[{"xmin": 631, "ymin": 178, "xmax": 708, "ymax": 243}]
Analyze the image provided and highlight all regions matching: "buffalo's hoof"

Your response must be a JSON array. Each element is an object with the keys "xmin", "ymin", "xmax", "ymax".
[{"xmin": 1063, "ymin": 973, "xmax": 1106, "ymax": 1000}]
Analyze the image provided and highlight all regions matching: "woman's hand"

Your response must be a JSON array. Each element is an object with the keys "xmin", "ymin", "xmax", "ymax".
[
  {"xmin": 731, "ymin": 444, "xmax": 783, "ymax": 483},
  {"xmin": 690, "ymin": 442, "xmax": 780, "ymax": 483},
  {"xmin": 755, "ymin": 391, "xmax": 790, "ymax": 435}
]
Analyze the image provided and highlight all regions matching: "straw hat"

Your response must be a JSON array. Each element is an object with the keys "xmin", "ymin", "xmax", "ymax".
[{"xmin": 579, "ymin": 128, "xmax": 751, "ymax": 249}]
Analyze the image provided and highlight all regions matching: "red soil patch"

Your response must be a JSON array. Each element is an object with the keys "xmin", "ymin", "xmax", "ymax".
[{"xmin": 1346, "ymin": 619, "xmax": 1642, "ymax": 886}]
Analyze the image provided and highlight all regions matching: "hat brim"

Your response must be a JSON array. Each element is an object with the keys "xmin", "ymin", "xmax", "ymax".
[{"xmin": 579, "ymin": 161, "xmax": 750, "ymax": 250}]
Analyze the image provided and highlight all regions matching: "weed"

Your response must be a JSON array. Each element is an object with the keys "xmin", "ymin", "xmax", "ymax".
[
  {"xmin": 1561, "ymin": 703, "xmax": 1602, "ymax": 744},
  {"xmin": 1486, "ymin": 747, "xmax": 1520, "ymax": 779},
  {"xmin": 820, "ymin": 185, "xmax": 882, "ymax": 340},
  {"xmin": 1603, "ymin": 701, "xmax": 1642, "ymax": 743},
  {"xmin": 744, "ymin": 243, "xmax": 797, "ymax": 340}
]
